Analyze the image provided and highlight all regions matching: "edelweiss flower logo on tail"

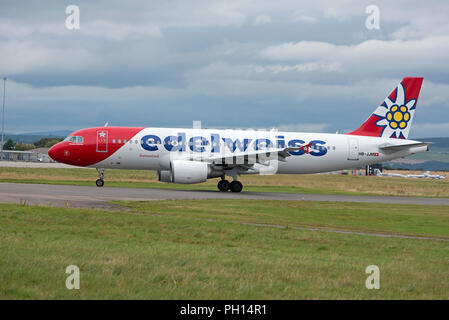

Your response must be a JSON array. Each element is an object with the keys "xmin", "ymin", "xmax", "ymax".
[
  {"xmin": 346, "ymin": 77, "xmax": 423, "ymax": 139},
  {"xmin": 372, "ymin": 83, "xmax": 416, "ymax": 139}
]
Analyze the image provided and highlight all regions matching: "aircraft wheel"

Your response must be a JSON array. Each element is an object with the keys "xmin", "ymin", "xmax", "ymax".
[
  {"xmin": 96, "ymin": 179, "xmax": 104, "ymax": 187},
  {"xmin": 230, "ymin": 181, "xmax": 243, "ymax": 193},
  {"xmin": 218, "ymin": 179, "xmax": 230, "ymax": 191}
]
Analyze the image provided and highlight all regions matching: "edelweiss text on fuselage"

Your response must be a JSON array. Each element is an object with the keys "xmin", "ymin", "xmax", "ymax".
[{"xmin": 140, "ymin": 132, "xmax": 328, "ymax": 156}]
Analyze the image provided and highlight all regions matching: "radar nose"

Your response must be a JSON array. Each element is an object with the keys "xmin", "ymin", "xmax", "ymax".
[{"xmin": 48, "ymin": 143, "xmax": 63, "ymax": 162}]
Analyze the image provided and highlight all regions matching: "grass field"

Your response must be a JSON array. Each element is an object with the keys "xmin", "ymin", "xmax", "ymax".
[
  {"xmin": 1, "ymin": 167, "xmax": 449, "ymax": 197},
  {"xmin": 0, "ymin": 200, "xmax": 448, "ymax": 299}
]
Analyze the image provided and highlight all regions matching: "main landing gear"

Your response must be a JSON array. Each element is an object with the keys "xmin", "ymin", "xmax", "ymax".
[
  {"xmin": 217, "ymin": 177, "xmax": 243, "ymax": 193},
  {"xmin": 96, "ymin": 168, "xmax": 105, "ymax": 187}
]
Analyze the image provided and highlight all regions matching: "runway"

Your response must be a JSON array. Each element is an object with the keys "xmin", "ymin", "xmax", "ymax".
[{"xmin": 2, "ymin": 182, "xmax": 449, "ymax": 209}]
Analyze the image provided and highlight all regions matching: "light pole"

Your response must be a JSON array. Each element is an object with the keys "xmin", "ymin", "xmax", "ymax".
[{"xmin": 1, "ymin": 77, "xmax": 5, "ymax": 152}]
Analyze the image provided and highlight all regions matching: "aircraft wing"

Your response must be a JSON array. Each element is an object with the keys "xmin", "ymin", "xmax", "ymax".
[{"xmin": 191, "ymin": 146, "xmax": 303, "ymax": 164}]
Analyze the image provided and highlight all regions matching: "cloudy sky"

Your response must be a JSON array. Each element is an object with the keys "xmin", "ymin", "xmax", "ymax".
[{"xmin": 1, "ymin": 0, "xmax": 448, "ymax": 137}]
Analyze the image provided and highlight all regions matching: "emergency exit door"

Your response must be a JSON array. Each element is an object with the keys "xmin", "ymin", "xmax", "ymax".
[{"xmin": 348, "ymin": 138, "xmax": 359, "ymax": 160}]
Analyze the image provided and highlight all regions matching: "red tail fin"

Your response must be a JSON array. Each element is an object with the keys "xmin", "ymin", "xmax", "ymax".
[{"xmin": 347, "ymin": 77, "xmax": 423, "ymax": 139}]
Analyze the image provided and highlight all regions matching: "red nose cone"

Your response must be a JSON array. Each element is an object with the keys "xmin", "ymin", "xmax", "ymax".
[{"xmin": 48, "ymin": 143, "xmax": 62, "ymax": 162}]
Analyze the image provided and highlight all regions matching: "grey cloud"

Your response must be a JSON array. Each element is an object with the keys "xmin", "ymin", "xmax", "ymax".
[
  {"xmin": 0, "ymin": 0, "xmax": 448, "ymax": 137},
  {"xmin": 261, "ymin": 37, "xmax": 449, "ymax": 84}
]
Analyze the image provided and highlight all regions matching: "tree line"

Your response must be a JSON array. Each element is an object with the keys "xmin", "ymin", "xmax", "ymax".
[{"xmin": 2, "ymin": 137, "xmax": 63, "ymax": 151}]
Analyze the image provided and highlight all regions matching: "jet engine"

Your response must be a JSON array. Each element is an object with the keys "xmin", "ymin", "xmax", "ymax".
[
  {"xmin": 171, "ymin": 160, "xmax": 208, "ymax": 184},
  {"xmin": 158, "ymin": 160, "xmax": 224, "ymax": 184},
  {"xmin": 157, "ymin": 170, "xmax": 173, "ymax": 183}
]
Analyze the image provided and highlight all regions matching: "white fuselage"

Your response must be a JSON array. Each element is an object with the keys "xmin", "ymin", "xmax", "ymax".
[{"xmin": 92, "ymin": 128, "xmax": 426, "ymax": 174}]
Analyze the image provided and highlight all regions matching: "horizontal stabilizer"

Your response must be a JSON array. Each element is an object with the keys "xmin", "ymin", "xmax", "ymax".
[{"xmin": 379, "ymin": 142, "xmax": 432, "ymax": 151}]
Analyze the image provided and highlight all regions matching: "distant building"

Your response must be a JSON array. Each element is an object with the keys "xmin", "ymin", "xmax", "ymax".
[
  {"xmin": 366, "ymin": 163, "xmax": 383, "ymax": 176},
  {"xmin": 0, "ymin": 150, "xmax": 34, "ymax": 161},
  {"xmin": 0, "ymin": 147, "xmax": 52, "ymax": 162},
  {"xmin": 31, "ymin": 148, "xmax": 51, "ymax": 162}
]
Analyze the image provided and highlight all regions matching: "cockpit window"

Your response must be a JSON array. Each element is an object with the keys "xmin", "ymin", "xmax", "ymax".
[{"xmin": 64, "ymin": 136, "xmax": 84, "ymax": 143}]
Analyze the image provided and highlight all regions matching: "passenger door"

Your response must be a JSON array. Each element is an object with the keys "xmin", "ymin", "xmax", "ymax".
[
  {"xmin": 96, "ymin": 130, "xmax": 108, "ymax": 153},
  {"xmin": 347, "ymin": 138, "xmax": 359, "ymax": 160}
]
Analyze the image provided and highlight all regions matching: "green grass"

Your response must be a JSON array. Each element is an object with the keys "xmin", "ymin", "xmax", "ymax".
[
  {"xmin": 115, "ymin": 200, "xmax": 449, "ymax": 239},
  {"xmin": 0, "ymin": 201, "xmax": 448, "ymax": 299}
]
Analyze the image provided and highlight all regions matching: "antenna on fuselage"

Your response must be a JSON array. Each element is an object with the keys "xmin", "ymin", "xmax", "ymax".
[{"xmin": 104, "ymin": 122, "xmax": 109, "ymax": 127}]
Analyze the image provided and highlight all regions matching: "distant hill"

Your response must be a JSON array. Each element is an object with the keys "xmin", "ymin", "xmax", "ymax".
[
  {"xmin": 4, "ymin": 130, "xmax": 71, "ymax": 144},
  {"xmin": 414, "ymin": 137, "xmax": 449, "ymax": 149},
  {"xmin": 386, "ymin": 161, "xmax": 449, "ymax": 171},
  {"xmin": 385, "ymin": 137, "xmax": 449, "ymax": 171},
  {"xmin": 24, "ymin": 130, "xmax": 73, "ymax": 137}
]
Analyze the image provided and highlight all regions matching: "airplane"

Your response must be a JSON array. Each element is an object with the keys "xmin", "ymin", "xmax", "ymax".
[
  {"xmin": 375, "ymin": 169, "xmax": 445, "ymax": 179},
  {"xmin": 48, "ymin": 77, "xmax": 431, "ymax": 193}
]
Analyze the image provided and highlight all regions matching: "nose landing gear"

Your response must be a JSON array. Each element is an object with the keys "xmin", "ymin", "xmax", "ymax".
[{"xmin": 96, "ymin": 168, "xmax": 105, "ymax": 187}]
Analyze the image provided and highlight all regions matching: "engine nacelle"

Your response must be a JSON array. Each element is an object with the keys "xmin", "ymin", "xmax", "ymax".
[
  {"xmin": 157, "ymin": 170, "xmax": 173, "ymax": 183},
  {"xmin": 171, "ymin": 160, "xmax": 208, "ymax": 184}
]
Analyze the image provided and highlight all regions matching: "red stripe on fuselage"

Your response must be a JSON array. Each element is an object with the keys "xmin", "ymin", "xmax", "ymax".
[{"xmin": 48, "ymin": 127, "xmax": 145, "ymax": 167}]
